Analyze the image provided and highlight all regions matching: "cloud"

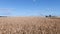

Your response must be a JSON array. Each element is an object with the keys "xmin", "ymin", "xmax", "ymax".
[
  {"xmin": 0, "ymin": 8, "xmax": 15, "ymax": 12},
  {"xmin": 0, "ymin": 8, "xmax": 16, "ymax": 16},
  {"xmin": 33, "ymin": 0, "xmax": 36, "ymax": 2}
]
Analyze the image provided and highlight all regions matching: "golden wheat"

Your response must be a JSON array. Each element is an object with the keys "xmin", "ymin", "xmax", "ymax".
[{"xmin": 0, "ymin": 17, "xmax": 60, "ymax": 34}]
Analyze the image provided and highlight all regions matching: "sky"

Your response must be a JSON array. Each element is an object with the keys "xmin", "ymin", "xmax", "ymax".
[{"xmin": 0, "ymin": 0, "xmax": 60, "ymax": 16}]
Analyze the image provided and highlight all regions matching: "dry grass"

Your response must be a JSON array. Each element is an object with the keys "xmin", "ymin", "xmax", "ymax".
[{"xmin": 0, "ymin": 17, "xmax": 60, "ymax": 34}]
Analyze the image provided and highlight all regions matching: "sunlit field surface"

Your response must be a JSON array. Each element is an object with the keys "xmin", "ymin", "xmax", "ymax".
[{"xmin": 0, "ymin": 17, "xmax": 60, "ymax": 34}]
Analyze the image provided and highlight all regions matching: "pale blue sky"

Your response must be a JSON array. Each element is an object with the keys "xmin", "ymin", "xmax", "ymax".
[{"xmin": 0, "ymin": 0, "xmax": 60, "ymax": 16}]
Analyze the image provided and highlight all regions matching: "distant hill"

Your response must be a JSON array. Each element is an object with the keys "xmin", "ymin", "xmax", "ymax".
[{"xmin": 0, "ymin": 16, "xmax": 7, "ymax": 17}]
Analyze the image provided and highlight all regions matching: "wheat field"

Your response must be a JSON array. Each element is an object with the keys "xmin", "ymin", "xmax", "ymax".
[{"xmin": 0, "ymin": 17, "xmax": 60, "ymax": 34}]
